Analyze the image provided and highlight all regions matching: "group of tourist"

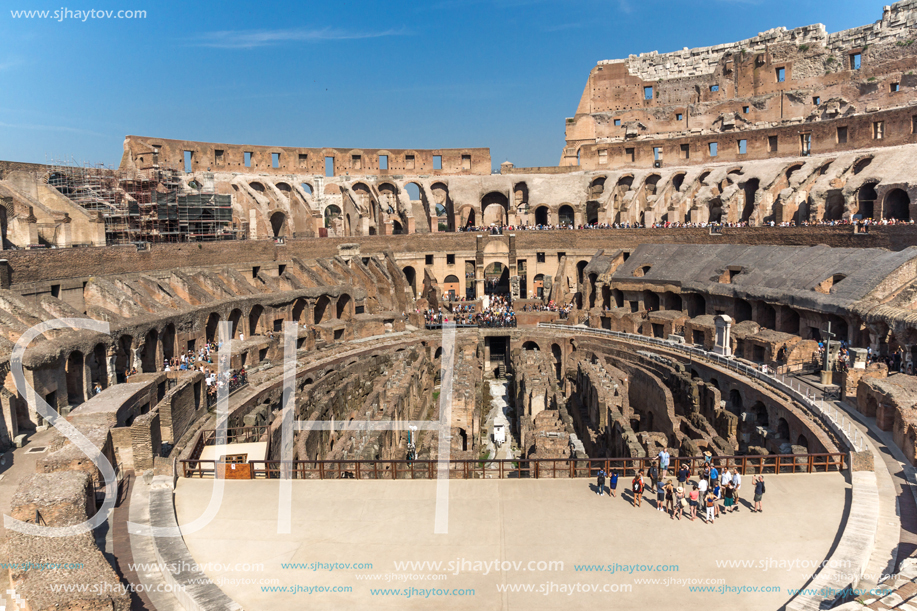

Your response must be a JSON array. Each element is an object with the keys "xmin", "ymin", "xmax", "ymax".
[
  {"xmin": 520, "ymin": 300, "xmax": 573, "ymax": 319},
  {"xmin": 456, "ymin": 217, "xmax": 913, "ymax": 234},
  {"xmin": 422, "ymin": 295, "xmax": 518, "ymax": 328},
  {"xmin": 205, "ymin": 367, "xmax": 248, "ymax": 405},
  {"xmin": 594, "ymin": 450, "xmax": 766, "ymax": 524}
]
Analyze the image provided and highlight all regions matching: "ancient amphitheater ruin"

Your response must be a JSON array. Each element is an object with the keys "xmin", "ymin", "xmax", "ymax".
[{"xmin": 3, "ymin": 2, "xmax": 917, "ymax": 611}]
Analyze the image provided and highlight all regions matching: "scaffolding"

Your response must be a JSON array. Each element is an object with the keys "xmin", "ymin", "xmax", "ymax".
[{"xmin": 46, "ymin": 160, "xmax": 239, "ymax": 244}]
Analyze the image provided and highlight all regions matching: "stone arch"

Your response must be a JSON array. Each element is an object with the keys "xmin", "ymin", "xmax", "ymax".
[
  {"xmin": 522, "ymin": 341, "xmax": 540, "ymax": 351},
  {"xmin": 853, "ymin": 156, "xmax": 873, "ymax": 175},
  {"xmin": 741, "ymin": 179, "xmax": 760, "ymax": 222},
  {"xmin": 611, "ymin": 288, "xmax": 624, "ymax": 309},
  {"xmin": 729, "ymin": 389, "xmax": 743, "ymax": 411},
  {"xmin": 249, "ymin": 181, "xmax": 266, "ymax": 193},
  {"xmin": 116, "ymin": 335, "xmax": 132, "ymax": 381},
  {"xmin": 644, "ymin": 174, "xmax": 661, "ymax": 195},
  {"xmin": 162, "ymin": 323, "xmax": 176, "ymax": 363},
  {"xmin": 735, "ymin": 299, "xmax": 752, "ymax": 323},
  {"xmin": 586, "ymin": 201, "xmax": 601, "ymax": 225},
  {"xmin": 796, "ymin": 434, "xmax": 808, "ymax": 449},
  {"xmin": 314, "ymin": 295, "xmax": 331, "ymax": 324},
  {"xmin": 708, "ymin": 198, "xmax": 723, "ymax": 223},
  {"xmin": 558, "ymin": 204, "xmax": 575, "ymax": 226},
  {"xmin": 91, "ymin": 343, "xmax": 108, "ymax": 389},
  {"xmin": 392, "ymin": 220, "xmax": 404, "ymax": 234},
  {"xmin": 141, "ymin": 328, "xmax": 159, "ymax": 372},
  {"xmin": 672, "ymin": 173, "xmax": 686, "ymax": 192},
  {"xmin": 823, "ymin": 192, "xmax": 845, "ymax": 221},
  {"xmin": 643, "ymin": 290, "xmax": 660, "ymax": 311},
  {"xmin": 777, "ymin": 417, "xmax": 789, "ymax": 440},
  {"xmin": 857, "ymin": 183, "xmax": 878, "ymax": 219},
  {"xmin": 884, "ymin": 188, "xmax": 910, "ymax": 221},
  {"xmin": 757, "ymin": 302, "xmax": 776, "ymax": 329},
  {"xmin": 206, "ymin": 313, "xmax": 220, "ymax": 343},
  {"xmin": 65, "ymin": 350, "xmax": 85, "ymax": 404},
  {"xmin": 751, "ymin": 401, "xmax": 769, "ymax": 427},
  {"xmin": 249, "ymin": 304, "xmax": 264, "ymax": 336},
  {"xmin": 323, "ymin": 205, "xmax": 342, "ymax": 229},
  {"xmin": 292, "ymin": 299, "xmax": 308, "ymax": 324},
  {"xmin": 228, "ymin": 309, "xmax": 243, "ymax": 339},
  {"xmin": 402, "ymin": 266, "xmax": 417, "ymax": 298},
  {"xmin": 336, "ymin": 294, "xmax": 352, "ymax": 320},
  {"xmin": 534, "ymin": 205, "xmax": 549, "ymax": 226}
]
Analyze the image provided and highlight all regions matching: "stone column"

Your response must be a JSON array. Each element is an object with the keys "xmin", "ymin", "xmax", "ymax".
[
  {"xmin": 132, "ymin": 346, "xmax": 143, "ymax": 373},
  {"xmin": 713, "ymin": 315, "xmax": 733, "ymax": 357},
  {"xmin": 107, "ymin": 345, "xmax": 118, "ymax": 387}
]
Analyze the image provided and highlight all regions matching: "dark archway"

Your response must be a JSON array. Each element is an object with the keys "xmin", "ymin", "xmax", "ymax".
[
  {"xmin": 91, "ymin": 343, "xmax": 108, "ymax": 389},
  {"xmin": 884, "ymin": 189, "xmax": 910, "ymax": 221},
  {"xmin": 729, "ymin": 389, "xmax": 743, "ymax": 411},
  {"xmin": 142, "ymin": 329, "xmax": 159, "ymax": 372},
  {"xmin": 314, "ymin": 295, "xmax": 331, "ymax": 324},
  {"xmin": 228, "ymin": 309, "xmax": 243, "ymax": 338},
  {"xmin": 66, "ymin": 351, "xmax": 84, "ymax": 405},
  {"xmin": 270, "ymin": 211, "xmax": 286, "ymax": 237},
  {"xmin": 796, "ymin": 434, "xmax": 808, "ymax": 449},
  {"xmin": 206, "ymin": 313, "xmax": 220, "ymax": 343},
  {"xmin": 752, "ymin": 401, "xmax": 769, "ymax": 428},
  {"xmin": 402, "ymin": 266, "xmax": 417, "ymax": 298},
  {"xmin": 858, "ymin": 183, "xmax": 877, "ymax": 219},
  {"xmin": 484, "ymin": 262, "xmax": 510, "ymax": 295},
  {"xmin": 522, "ymin": 341, "xmax": 540, "ymax": 351},
  {"xmin": 162, "ymin": 323, "xmax": 176, "ymax": 363},
  {"xmin": 823, "ymin": 192, "xmax": 845, "ymax": 221},
  {"xmin": 534, "ymin": 206, "xmax": 549, "ymax": 226},
  {"xmin": 292, "ymin": 299, "xmax": 307, "ymax": 324},
  {"xmin": 777, "ymin": 417, "xmax": 790, "ymax": 440},
  {"xmin": 735, "ymin": 299, "xmax": 752, "ymax": 323},
  {"xmin": 336, "ymin": 294, "xmax": 352, "ymax": 320},
  {"xmin": 249, "ymin": 304, "xmax": 264, "ymax": 336},
  {"xmin": 558, "ymin": 205, "xmax": 575, "ymax": 226}
]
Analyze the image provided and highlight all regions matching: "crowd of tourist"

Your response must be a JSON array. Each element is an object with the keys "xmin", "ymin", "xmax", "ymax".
[
  {"xmin": 206, "ymin": 367, "xmax": 248, "ymax": 405},
  {"xmin": 456, "ymin": 217, "xmax": 913, "ymax": 234},
  {"xmin": 520, "ymin": 300, "xmax": 573, "ymax": 319},
  {"xmin": 423, "ymin": 294, "xmax": 518, "ymax": 328},
  {"xmin": 814, "ymin": 340, "xmax": 915, "ymax": 376},
  {"xmin": 595, "ymin": 450, "xmax": 766, "ymax": 523}
]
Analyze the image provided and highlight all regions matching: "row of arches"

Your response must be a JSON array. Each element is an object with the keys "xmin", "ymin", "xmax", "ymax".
[{"xmin": 58, "ymin": 293, "xmax": 355, "ymax": 406}]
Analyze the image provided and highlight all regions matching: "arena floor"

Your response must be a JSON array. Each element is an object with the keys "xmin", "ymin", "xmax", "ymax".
[{"xmin": 175, "ymin": 473, "xmax": 848, "ymax": 610}]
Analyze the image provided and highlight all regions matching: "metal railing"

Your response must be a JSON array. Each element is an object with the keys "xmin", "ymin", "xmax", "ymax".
[
  {"xmin": 537, "ymin": 323, "xmax": 865, "ymax": 452},
  {"xmin": 181, "ymin": 453, "xmax": 845, "ymax": 479}
]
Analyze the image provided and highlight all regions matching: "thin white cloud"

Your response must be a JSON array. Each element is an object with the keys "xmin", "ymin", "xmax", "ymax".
[
  {"xmin": 196, "ymin": 26, "xmax": 409, "ymax": 49},
  {"xmin": 0, "ymin": 58, "xmax": 23, "ymax": 71},
  {"xmin": 0, "ymin": 121, "xmax": 108, "ymax": 138}
]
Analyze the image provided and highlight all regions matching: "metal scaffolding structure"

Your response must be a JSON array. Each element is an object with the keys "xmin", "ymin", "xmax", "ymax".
[{"xmin": 46, "ymin": 160, "xmax": 239, "ymax": 244}]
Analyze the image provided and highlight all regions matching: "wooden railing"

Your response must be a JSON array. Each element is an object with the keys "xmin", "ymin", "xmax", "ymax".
[{"xmin": 181, "ymin": 453, "xmax": 845, "ymax": 479}]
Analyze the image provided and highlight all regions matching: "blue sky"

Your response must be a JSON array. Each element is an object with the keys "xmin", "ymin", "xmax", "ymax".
[{"xmin": 0, "ymin": 0, "xmax": 882, "ymax": 169}]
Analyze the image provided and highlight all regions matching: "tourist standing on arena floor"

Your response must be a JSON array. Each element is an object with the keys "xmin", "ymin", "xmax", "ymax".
[
  {"xmin": 689, "ymin": 484, "xmax": 699, "ymax": 521},
  {"xmin": 731, "ymin": 470, "xmax": 742, "ymax": 510},
  {"xmin": 723, "ymin": 481, "xmax": 735, "ymax": 513},
  {"xmin": 609, "ymin": 470, "xmax": 619, "ymax": 497},
  {"xmin": 596, "ymin": 468, "xmax": 606, "ymax": 496},
  {"xmin": 677, "ymin": 462, "xmax": 689, "ymax": 486},
  {"xmin": 753, "ymin": 475, "xmax": 765, "ymax": 512},
  {"xmin": 632, "ymin": 471, "xmax": 645, "ymax": 507},
  {"xmin": 656, "ymin": 478, "xmax": 666, "ymax": 512},
  {"xmin": 704, "ymin": 489, "xmax": 717, "ymax": 523},
  {"xmin": 648, "ymin": 460, "xmax": 659, "ymax": 492}
]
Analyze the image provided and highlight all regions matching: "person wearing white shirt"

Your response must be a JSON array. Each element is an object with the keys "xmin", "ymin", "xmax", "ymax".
[{"xmin": 720, "ymin": 467, "xmax": 731, "ymax": 489}]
